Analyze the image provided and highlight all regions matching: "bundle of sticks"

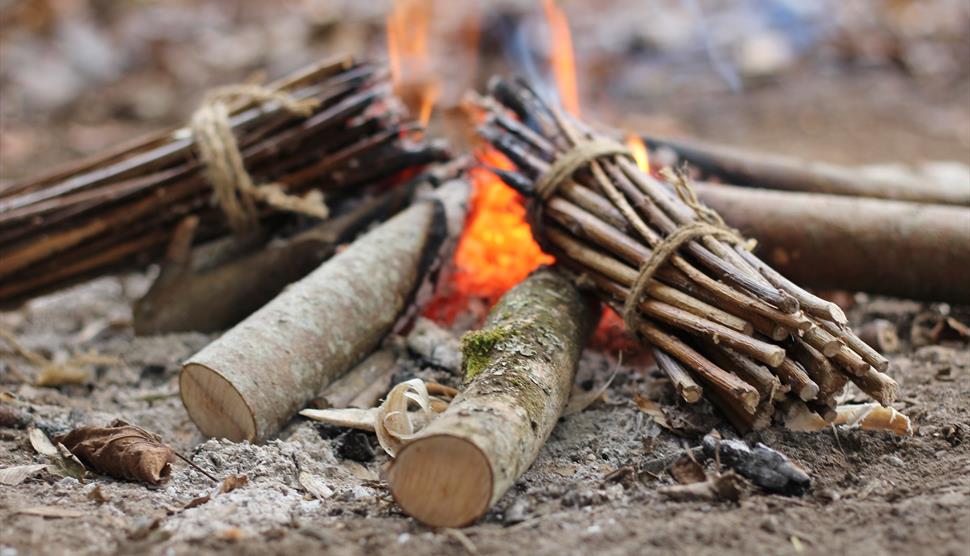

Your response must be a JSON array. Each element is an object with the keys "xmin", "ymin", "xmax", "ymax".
[
  {"xmin": 475, "ymin": 78, "xmax": 898, "ymax": 431},
  {"xmin": 0, "ymin": 56, "xmax": 449, "ymax": 306}
]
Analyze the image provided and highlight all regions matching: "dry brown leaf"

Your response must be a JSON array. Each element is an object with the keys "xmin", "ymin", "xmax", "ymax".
[
  {"xmin": 634, "ymin": 393, "xmax": 673, "ymax": 430},
  {"xmin": 0, "ymin": 464, "xmax": 48, "ymax": 485},
  {"xmin": 15, "ymin": 506, "xmax": 85, "ymax": 518},
  {"xmin": 55, "ymin": 420, "xmax": 175, "ymax": 485},
  {"xmin": 669, "ymin": 455, "xmax": 707, "ymax": 485},
  {"xmin": 183, "ymin": 495, "xmax": 211, "ymax": 509},
  {"xmin": 28, "ymin": 427, "xmax": 58, "ymax": 457},
  {"xmin": 220, "ymin": 474, "xmax": 248, "ymax": 493}
]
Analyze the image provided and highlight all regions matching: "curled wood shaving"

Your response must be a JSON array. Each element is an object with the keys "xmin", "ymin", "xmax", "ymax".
[
  {"xmin": 55, "ymin": 420, "xmax": 175, "ymax": 485},
  {"xmin": 784, "ymin": 402, "xmax": 912, "ymax": 436},
  {"xmin": 300, "ymin": 378, "xmax": 451, "ymax": 457}
]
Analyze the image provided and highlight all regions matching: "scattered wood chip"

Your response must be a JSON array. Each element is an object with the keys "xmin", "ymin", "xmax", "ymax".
[
  {"xmin": 55, "ymin": 420, "xmax": 175, "ymax": 485},
  {"xmin": 669, "ymin": 455, "xmax": 706, "ymax": 485},
  {"xmin": 183, "ymin": 495, "xmax": 211, "ymax": 509},
  {"xmin": 633, "ymin": 393, "xmax": 672, "ymax": 430},
  {"xmin": 15, "ymin": 506, "xmax": 86, "ymax": 518},
  {"xmin": 220, "ymin": 474, "xmax": 248, "ymax": 493},
  {"xmin": 87, "ymin": 484, "xmax": 110, "ymax": 503},
  {"xmin": 27, "ymin": 427, "xmax": 59, "ymax": 457},
  {"xmin": 659, "ymin": 470, "xmax": 745, "ymax": 502},
  {"xmin": 298, "ymin": 472, "xmax": 334, "ymax": 499},
  {"xmin": 0, "ymin": 464, "xmax": 48, "ymax": 486}
]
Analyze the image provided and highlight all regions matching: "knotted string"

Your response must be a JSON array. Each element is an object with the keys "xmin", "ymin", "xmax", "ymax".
[
  {"xmin": 190, "ymin": 85, "xmax": 329, "ymax": 235},
  {"xmin": 531, "ymin": 139, "xmax": 748, "ymax": 333}
]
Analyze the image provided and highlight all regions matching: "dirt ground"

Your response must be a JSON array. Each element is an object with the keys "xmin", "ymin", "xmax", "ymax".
[{"xmin": 2, "ymin": 1, "xmax": 970, "ymax": 555}]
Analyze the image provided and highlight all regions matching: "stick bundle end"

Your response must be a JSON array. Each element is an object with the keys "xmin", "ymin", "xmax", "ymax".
[
  {"xmin": 388, "ymin": 434, "xmax": 494, "ymax": 528},
  {"xmin": 180, "ymin": 363, "xmax": 257, "ymax": 442}
]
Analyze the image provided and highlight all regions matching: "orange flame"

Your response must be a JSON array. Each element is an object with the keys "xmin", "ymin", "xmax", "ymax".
[
  {"xmin": 542, "ymin": 0, "xmax": 580, "ymax": 116},
  {"xmin": 625, "ymin": 133, "xmax": 650, "ymax": 173},
  {"xmin": 424, "ymin": 148, "xmax": 554, "ymax": 323},
  {"xmin": 387, "ymin": 0, "xmax": 440, "ymax": 126}
]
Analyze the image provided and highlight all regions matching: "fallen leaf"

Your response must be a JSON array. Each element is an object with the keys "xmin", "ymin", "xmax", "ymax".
[
  {"xmin": 220, "ymin": 474, "xmax": 248, "ymax": 493},
  {"xmin": 28, "ymin": 427, "xmax": 59, "ymax": 457},
  {"xmin": 55, "ymin": 420, "xmax": 175, "ymax": 485},
  {"xmin": 15, "ymin": 506, "xmax": 85, "ymax": 518},
  {"xmin": 298, "ymin": 472, "xmax": 334, "ymax": 499},
  {"xmin": 634, "ymin": 393, "xmax": 672, "ymax": 430},
  {"xmin": 669, "ymin": 455, "xmax": 706, "ymax": 485},
  {"xmin": 0, "ymin": 464, "xmax": 48, "ymax": 485},
  {"xmin": 52, "ymin": 443, "xmax": 88, "ymax": 481}
]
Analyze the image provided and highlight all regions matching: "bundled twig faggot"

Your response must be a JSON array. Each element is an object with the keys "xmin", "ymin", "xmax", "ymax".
[
  {"xmin": 0, "ymin": 56, "xmax": 449, "ymax": 306},
  {"xmin": 475, "ymin": 77, "xmax": 899, "ymax": 432}
]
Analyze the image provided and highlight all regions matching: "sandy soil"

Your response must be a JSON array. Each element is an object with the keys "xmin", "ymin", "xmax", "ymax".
[{"xmin": 1, "ymin": 269, "xmax": 968, "ymax": 556}]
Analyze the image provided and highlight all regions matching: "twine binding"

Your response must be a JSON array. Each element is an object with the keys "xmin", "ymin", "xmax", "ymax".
[
  {"xmin": 531, "ymin": 139, "xmax": 749, "ymax": 332},
  {"xmin": 190, "ymin": 85, "xmax": 329, "ymax": 235}
]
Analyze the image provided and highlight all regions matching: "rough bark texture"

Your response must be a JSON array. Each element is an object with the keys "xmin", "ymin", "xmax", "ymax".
[
  {"xmin": 646, "ymin": 134, "xmax": 969, "ymax": 205},
  {"xmin": 135, "ymin": 187, "xmax": 412, "ymax": 334},
  {"xmin": 180, "ymin": 180, "xmax": 469, "ymax": 442},
  {"xmin": 387, "ymin": 268, "xmax": 597, "ymax": 528},
  {"xmin": 694, "ymin": 183, "xmax": 970, "ymax": 303}
]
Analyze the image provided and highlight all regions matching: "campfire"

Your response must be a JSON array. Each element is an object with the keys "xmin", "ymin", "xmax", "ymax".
[{"xmin": 4, "ymin": 0, "xmax": 967, "ymax": 542}]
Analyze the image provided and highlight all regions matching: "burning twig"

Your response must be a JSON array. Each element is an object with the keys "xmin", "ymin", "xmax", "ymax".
[
  {"xmin": 180, "ymin": 180, "xmax": 470, "ymax": 442},
  {"xmin": 476, "ymin": 78, "xmax": 898, "ymax": 431},
  {"xmin": 387, "ymin": 268, "xmax": 598, "ymax": 527}
]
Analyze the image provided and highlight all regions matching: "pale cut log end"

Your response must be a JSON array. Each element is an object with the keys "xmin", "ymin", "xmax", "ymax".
[
  {"xmin": 797, "ymin": 382, "xmax": 821, "ymax": 402},
  {"xmin": 766, "ymin": 348, "xmax": 787, "ymax": 368},
  {"xmin": 180, "ymin": 363, "xmax": 256, "ymax": 442},
  {"xmin": 680, "ymin": 385, "xmax": 703, "ymax": 404},
  {"xmin": 389, "ymin": 434, "xmax": 494, "ymax": 528}
]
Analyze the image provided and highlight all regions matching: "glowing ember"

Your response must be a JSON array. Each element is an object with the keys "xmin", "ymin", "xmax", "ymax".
[
  {"xmin": 386, "ymin": 0, "xmax": 440, "ymax": 126},
  {"xmin": 625, "ymin": 133, "xmax": 651, "ymax": 173},
  {"xmin": 543, "ymin": 0, "xmax": 580, "ymax": 116}
]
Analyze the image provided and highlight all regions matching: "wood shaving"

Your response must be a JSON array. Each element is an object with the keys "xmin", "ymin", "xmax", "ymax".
[
  {"xmin": 300, "ymin": 378, "xmax": 450, "ymax": 457},
  {"xmin": 298, "ymin": 472, "xmax": 334, "ymax": 499}
]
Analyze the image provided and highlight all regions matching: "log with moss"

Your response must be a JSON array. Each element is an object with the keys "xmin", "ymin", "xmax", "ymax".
[
  {"xmin": 179, "ymin": 180, "xmax": 469, "ymax": 443},
  {"xmin": 387, "ymin": 268, "xmax": 598, "ymax": 528}
]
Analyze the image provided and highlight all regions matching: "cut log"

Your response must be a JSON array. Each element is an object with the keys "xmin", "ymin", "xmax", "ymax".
[
  {"xmin": 135, "ymin": 186, "xmax": 414, "ymax": 334},
  {"xmin": 644, "ymin": 134, "xmax": 969, "ymax": 206},
  {"xmin": 387, "ymin": 268, "xmax": 597, "ymax": 528},
  {"xmin": 179, "ymin": 180, "xmax": 470, "ymax": 442},
  {"xmin": 694, "ymin": 183, "xmax": 970, "ymax": 303}
]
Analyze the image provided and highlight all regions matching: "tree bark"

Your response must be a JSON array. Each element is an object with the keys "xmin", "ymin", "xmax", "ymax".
[
  {"xmin": 694, "ymin": 183, "xmax": 970, "ymax": 303},
  {"xmin": 134, "ymin": 186, "xmax": 413, "ymax": 334},
  {"xmin": 387, "ymin": 268, "xmax": 597, "ymax": 528},
  {"xmin": 179, "ymin": 180, "xmax": 469, "ymax": 442}
]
